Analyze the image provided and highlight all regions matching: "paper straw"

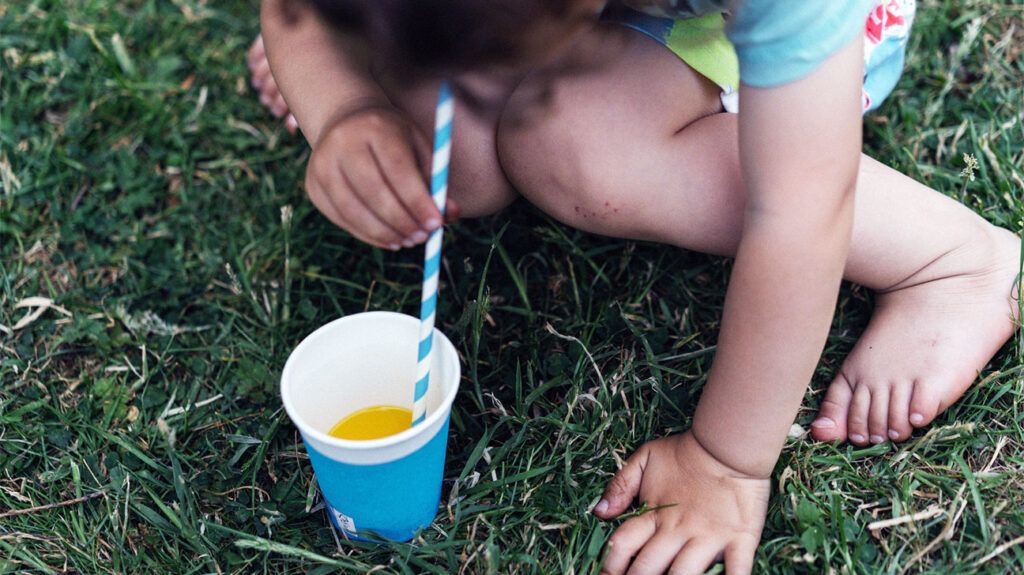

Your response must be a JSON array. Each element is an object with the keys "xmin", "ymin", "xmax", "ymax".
[{"xmin": 412, "ymin": 81, "xmax": 453, "ymax": 426}]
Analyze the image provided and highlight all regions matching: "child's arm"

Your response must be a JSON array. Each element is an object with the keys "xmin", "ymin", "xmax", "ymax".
[
  {"xmin": 260, "ymin": 0, "xmax": 444, "ymax": 249},
  {"xmin": 596, "ymin": 35, "xmax": 864, "ymax": 575},
  {"xmin": 691, "ymin": 35, "xmax": 864, "ymax": 478}
]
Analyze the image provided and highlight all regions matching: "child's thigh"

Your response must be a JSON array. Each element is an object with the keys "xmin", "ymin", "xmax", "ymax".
[
  {"xmin": 372, "ymin": 64, "xmax": 520, "ymax": 218},
  {"xmin": 496, "ymin": 24, "xmax": 724, "ymax": 232}
]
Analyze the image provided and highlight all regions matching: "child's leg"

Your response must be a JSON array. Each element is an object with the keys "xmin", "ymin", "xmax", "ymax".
[
  {"xmin": 497, "ymin": 25, "xmax": 1021, "ymax": 445},
  {"xmin": 367, "ymin": 26, "xmax": 723, "ymax": 221},
  {"xmin": 248, "ymin": 34, "xmax": 298, "ymax": 133}
]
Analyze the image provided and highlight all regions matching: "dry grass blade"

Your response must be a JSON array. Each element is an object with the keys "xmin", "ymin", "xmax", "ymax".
[
  {"xmin": 0, "ymin": 492, "xmax": 105, "ymax": 520},
  {"xmin": 868, "ymin": 505, "xmax": 945, "ymax": 532}
]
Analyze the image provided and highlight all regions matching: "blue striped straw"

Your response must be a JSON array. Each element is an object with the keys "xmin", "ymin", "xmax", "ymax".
[{"xmin": 412, "ymin": 81, "xmax": 454, "ymax": 425}]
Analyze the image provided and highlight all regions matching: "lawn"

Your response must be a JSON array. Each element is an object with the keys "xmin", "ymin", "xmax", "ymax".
[{"xmin": 1, "ymin": 1, "xmax": 1023, "ymax": 573}]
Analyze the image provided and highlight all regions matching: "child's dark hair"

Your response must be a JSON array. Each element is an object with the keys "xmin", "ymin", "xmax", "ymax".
[{"xmin": 306, "ymin": 0, "xmax": 576, "ymax": 72}]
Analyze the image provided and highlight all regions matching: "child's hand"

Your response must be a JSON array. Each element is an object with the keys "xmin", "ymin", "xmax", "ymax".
[
  {"xmin": 594, "ymin": 432, "xmax": 770, "ymax": 574},
  {"xmin": 304, "ymin": 104, "xmax": 459, "ymax": 250}
]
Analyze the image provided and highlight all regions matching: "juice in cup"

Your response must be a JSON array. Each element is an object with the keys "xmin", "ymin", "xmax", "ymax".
[
  {"xmin": 280, "ymin": 311, "xmax": 460, "ymax": 541},
  {"xmin": 329, "ymin": 406, "xmax": 412, "ymax": 440}
]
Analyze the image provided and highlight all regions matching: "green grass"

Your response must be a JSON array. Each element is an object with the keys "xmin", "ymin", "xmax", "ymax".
[{"xmin": 1, "ymin": 0, "xmax": 1022, "ymax": 573}]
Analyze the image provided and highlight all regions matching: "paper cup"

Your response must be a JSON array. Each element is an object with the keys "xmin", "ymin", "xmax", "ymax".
[{"xmin": 281, "ymin": 311, "xmax": 460, "ymax": 541}]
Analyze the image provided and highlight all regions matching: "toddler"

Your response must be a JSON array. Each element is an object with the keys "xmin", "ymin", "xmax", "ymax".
[{"xmin": 255, "ymin": 1, "xmax": 1022, "ymax": 572}]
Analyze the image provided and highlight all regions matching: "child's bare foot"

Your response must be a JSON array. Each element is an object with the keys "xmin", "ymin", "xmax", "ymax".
[
  {"xmin": 811, "ymin": 226, "xmax": 1021, "ymax": 445},
  {"xmin": 248, "ymin": 34, "xmax": 298, "ymax": 133}
]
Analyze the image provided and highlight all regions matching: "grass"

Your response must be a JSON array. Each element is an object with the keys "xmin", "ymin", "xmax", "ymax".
[{"xmin": 1, "ymin": 0, "xmax": 1022, "ymax": 573}]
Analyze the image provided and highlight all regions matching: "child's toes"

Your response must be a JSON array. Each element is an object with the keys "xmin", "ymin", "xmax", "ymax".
[
  {"xmin": 251, "ymin": 59, "xmax": 272, "ymax": 90},
  {"xmin": 811, "ymin": 375, "xmax": 854, "ymax": 442},
  {"xmin": 248, "ymin": 35, "xmax": 266, "ymax": 68},
  {"xmin": 846, "ymin": 383, "xmax": 871, "ymax": 445},
  {"xmin": 271, "ymin": 94, "xmax": 288, "ymax": 118},
  {"xmin": 867, "ymin": 385, "xmax": 889, "ymax": 444},
  {"xmin": 909, "ymin": 379, "xmax": 943, "ymax": 428},
  {"xmin": 887, "ymin": 382, "xmax": 913, "ymax": 441}
]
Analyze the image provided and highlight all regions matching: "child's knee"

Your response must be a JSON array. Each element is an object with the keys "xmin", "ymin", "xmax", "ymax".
[{"xmin": 496, "ymin": 76, "xmax": 621, "ymax": 228}]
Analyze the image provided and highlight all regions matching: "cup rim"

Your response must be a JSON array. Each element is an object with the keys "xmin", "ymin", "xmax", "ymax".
[{"xmin": 280, "ymin": 311, "xmax": 460, "ymax": 450}]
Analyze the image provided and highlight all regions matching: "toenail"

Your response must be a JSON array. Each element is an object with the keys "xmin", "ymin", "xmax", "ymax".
[
  {"xmin": 869, "ymin": 435, "xmax": 885, "ymax": 444},
  {"xmin": 850, "ymin": 434, "xmax": 865, "ymax": 443},
  {"xmin": 910, "ymin": 413, "xmax": 924, "ymax": 425},
  {"xmin": 888, "ymin": 430, "xmax": 900, "ymax": 440},
  {"xmin": 811, "ymin": 417, "xmax": 835, "ymax": 429}
]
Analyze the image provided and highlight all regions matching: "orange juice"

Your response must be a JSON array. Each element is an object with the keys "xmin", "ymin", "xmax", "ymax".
[{"xmin": 328, "ymin": 405, "xmax": 412, "ymax": 440}]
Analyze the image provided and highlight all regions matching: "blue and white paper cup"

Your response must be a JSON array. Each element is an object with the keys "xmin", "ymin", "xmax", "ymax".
[{"xmin": 280, "ymin": 311, "xmax": 460, "ymax": 541}]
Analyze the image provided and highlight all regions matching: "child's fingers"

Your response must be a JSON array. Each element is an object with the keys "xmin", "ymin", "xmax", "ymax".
[
  {"xmin": 666, "ymin": 538, "xmax": 720, "ymax": 575},
  {"xmin": 601, "ymin": 515, "xmax": 657, "ymax": 575},
  {"xmin": 285, "ymin": 114, "xmax": 298, "ymax": 135},
  {"xmin": 722, "ymin": 539, "xmax": 757, "ymax": 575},
  {"xmin": 625, "ymin": 532, "xmax": 686, "ymax": 575},
  {"xmin": 332, "ymin": 191, "xmax": 404, "ymax": 250},
  {"xmin": 342, "ymin": 156, "xmax": 424, "ymax": 243},
  {"xmin": 370, "ymin": 136, "xmax": 441, "ymax": 232},
  {"xmin": 306, "ymin": 179, "xmax": 367, "ymax": 244},
  {"xmin": 407, "ymin": 120, "xmax": 434, "ymax": 176},
  {"xmin": 596, "ymin": 447, "xmax": 648, "ymax": 518},
  {"xmin": 308, "ymin": 167, "xmax": 402, "ymax": 250}
]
